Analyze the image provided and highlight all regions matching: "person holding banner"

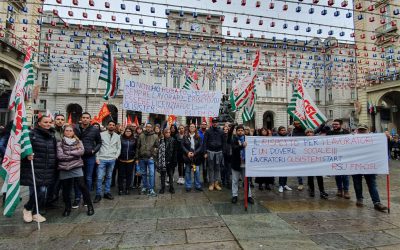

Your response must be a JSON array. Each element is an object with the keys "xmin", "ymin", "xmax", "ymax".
[
  {"xmin": 327, "ymin": 119, "xmax": 351, "ymax": 199},
  {"xmin": 21, "ymin": 116, "xmax": 57, "ymax": 223},
  {"xmin": 304, "ymin": 129, "xmax": 329, "ymax": 199},
  {"xmin": 276, "ymin": 126, "xmax": 293, "ymax": 193},
  {"xmin": 352, "ymin": 124, "xmax": 387, "ymax": 212},
  {"xmin": 231, "ymin": 125, "xmax": 254, "ymax": 204},
  {"xmin": 182, "ymin": 123, "xmax": 203, "ymax": 192},
  {"xmin": 289, "ymin": 121, "xmax": 305, "ymax": 191}
]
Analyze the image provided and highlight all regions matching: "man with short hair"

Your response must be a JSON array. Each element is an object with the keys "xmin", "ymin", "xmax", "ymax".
[
  {"xmin": 94, "ymin": 120, "xmax": 121, "ymax": 203},
  {"xmin": 327, "ymin": 119, "xmax": 351, "ymax": 199},
  {"xmin": 54, "ymin": 114, "xmax": 65, "ymax": 142},
  {"xmin": 352, "ymin": 124, "xmax": 387, "ymax": 212},
  {"xmin": 136, "ymin": 123, "xmax": 159, "ymax": 196},
  {"xmin": 231, "ymin": 125, "xmax": 254, "ymax": 204},
  {"xmin": 204, "ymin": 117, "xmax": 224, "ymax": 191},
  {"xmin": 289, "ymin": 120, "xmax": 306, "ymax": 191},
  {"xmin": 73, "ymin": 112, "xmax": 102, "ymax": 207},
  {"xmin": 198, "ymin": 121, "xmax": 208, "ymax": 184}
]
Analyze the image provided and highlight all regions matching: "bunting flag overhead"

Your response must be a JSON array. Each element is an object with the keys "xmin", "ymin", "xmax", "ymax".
[
  {"xmin": 287, "ymin": 79, "xmax": 327, "ymax": 129},
  {"xmin": 99, "ymin": 44, "xmax": 119, "ymax": 100},
  {"xmin": 1, "ymin": 48, "xmax": 34, "ymax": 217},
  {"xmin": 230, "ymin": 49, "xmax": 260, "ymax": 112}
]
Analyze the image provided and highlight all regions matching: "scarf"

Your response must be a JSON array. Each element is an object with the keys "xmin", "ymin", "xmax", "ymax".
[
  {"xmin": 64, "ymin": 137, "xmax": 77, "ymax": 145},
  {"xmin": 238, "ymin": 135, "xmax": 245, "ymax": 161},
  {"xmin": 157, "ymin": 138, "xmax": 166, "ymax": 172}
]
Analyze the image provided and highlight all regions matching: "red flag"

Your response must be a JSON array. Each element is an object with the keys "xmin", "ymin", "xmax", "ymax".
[
  {"xmin": 167, "ymin": 115, "xmax": 176, "ymax": 127},
  {"xmin": 97, "ymin": 103, "xmax": 111, "ymax": 122},
  {"xmin": 133, "ymin": 116, "xmax": 139, "ymax": 127},
  {"xmin": 67, "ymin": 113, "xmax": 73, "ymax": 124},
  {"xmin": 127, "ymin": 115, "xmax": 132, "ymax": 125}
]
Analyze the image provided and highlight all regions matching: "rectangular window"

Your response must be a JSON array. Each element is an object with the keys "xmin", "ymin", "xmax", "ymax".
[
  {"xmin": 329, "ymin": 110, "xmax": 333, "ymax": 119},
  {"xmin": 41, "ymin": 73, "xmax": 48, "ymax": 89},
  {"xmin": 209, "ymin": 79, "xmax": 216, "ymax": 91},
  {"xmin": 175, "ymin": 20, "xmax": 181, "ymax": 31},
  {"xmin": 209, "ymin": 50, "xmax": 216, "ymax": 58},
  {"xmin": 173, "ymin": 75, "xmax": 180, "ymax": 89},
  {"xmin": 246, "ymin": 53, "xmax": 252, "ymax": 61},
  {"xmin": 39, "ymin": 99, "xmax": 47, "ymax": 110},
  {"xmin": 351, "ymin": 88, "xmax": 356, "ymax": 100},
  {"xmin": 225, "ymin": 79, "xmax": 232, "ymax": 94},
  {"xmin": 328, "ymin": 88, "xmax": 333, "ymax": 102},
  {"xmin": 265, "ymin": 53, "xmax": 271, "ymax": 63},
  {"xmin": 265, "ymin": 82, "xmax": 272, "ymax": 97},
  {"xmin": 71, "ymin": 69, "xmax": 80, "ymax": 89},
  {"xmin": 156, "ymin": 46, "xmax": 163, "ymax": 56},
  {"xmin": 174, "ymin": 47, "xmax": 181, "ymax": 57},
  {"xmin": 315, "ymin": 89, "xmax": 320, "ymax": 104},
  {"xmin": 226, "ymin": 52, "xmax": 233, "ymax": 62},
  {"xmin": 44, "ymin": 46, "xmax": 51, "ymax": 64}
]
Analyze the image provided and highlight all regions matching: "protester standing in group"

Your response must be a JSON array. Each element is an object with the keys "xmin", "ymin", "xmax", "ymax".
[
  {"xmin": 204, "ymin": 118, "xmax": 224, "ymax": 191},
  {"xmin": 256, "ymin": 128, "xmax": 275, "ymax": 190},
  {"xmin": 276, "ymin": 126, "xmax": 292, "ymax": 193},
  {"xmin": 327, "ymin": 119, "xmax": 351, "ymax": 199},
  {"xmin": 231, "ymin": 125, "xmax": 254, "ymax": 204},
  {"xmin": 175, "ymin": 125, "xmax": 186, "ymax": 185},
  {"xmin": 304, "ymin": 129, "xmax": 329, "ymax": 199},
  {"xmin": 352, "ymin": 124, "xmax": 387, "ymax": 212},
  {"xmin": 57, "ymin": 125, "xmax": 94, "ymax": 217},
  {"xmin": 222, "ymin": 124, "xmax": 234, "ymax": 188},
  {"xmin": 74, "ymin": 112, "xmax": 102, "ymax": 207},
  {"xmin": 182, "ymin": 123, "xmax": 203, "ymax": 192},
  {"xmin": 289, "ymin": 120, "xmax": 305, "ymax": 191},
  {"xmin": 157, "ymin": 128, "xmax": 177, "ymax": 194},
  {"xmin": 117, "ymin": 127, "xmax": 136, "ymax": 195},
  {"xmin": 198, "ymin": 121, "xmax": 208, "ymax": 184},
  {"xmin": 94, "ymin": 121, "xmax": 121, "ymax": 203},
  {"xmin": 136, "ymin": 123, "xmax": 159, "ymax": 196},
  {"xmin": 21, "ymin": 116, "xmax": 57, "ymax": 223}
]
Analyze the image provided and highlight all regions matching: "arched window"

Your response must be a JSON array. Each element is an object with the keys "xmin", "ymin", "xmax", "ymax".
[{"xmin": 66, "ymin": 103, "xmax": 83, "ymax": 124}]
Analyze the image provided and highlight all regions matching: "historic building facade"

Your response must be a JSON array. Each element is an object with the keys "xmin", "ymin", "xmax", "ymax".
[
  {"xmin": 0, "ymin": 0, "xmax": 42, "ymax": 124},
  {"xmin": 36, "ymin": 10, "xmax": 357, "ymax": 129},
  {"xmin": 354, "ymin": 0, "xmax": 400, "ymax": 133}
]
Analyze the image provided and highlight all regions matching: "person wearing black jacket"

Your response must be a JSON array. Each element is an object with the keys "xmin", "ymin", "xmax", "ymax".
[
  {"xmin": 327, "ymin": 119, "xmax": 351, "ymax": 199},
  {"xmin": 288, "ymin": 121, "xmax": 305, "ymax": 191},
  {"xmin": 182, "ymin": 123, "xmax": 203, "ymax": 192},
  {"xmin": 117, "ymin": 127, "xmax": 136, "ymax": 195},
  {"xmin": 230, "ymin": 125, "xmax": 254, "ymax": 204},
  {"xmin": 21, "ymin": 116, "xmax": 57, "ymax": 223},
  {"xmin": 158, "ymin": 128, "xmax": 177, "ymax": 194},
  {"xmin": 73, "ymin": 112, "xmax": 102, "ymax": 207},
  {"xmin": 221, "ymin": 124, "xmax": 234, "ymax": 187},
  {"xmin": 204, "ymin": 117, "xmax": 224, "ymax": 191}
]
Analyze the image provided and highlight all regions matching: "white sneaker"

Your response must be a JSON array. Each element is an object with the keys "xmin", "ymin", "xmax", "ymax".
[
  {"xmin": 32, "ymin": 214, "xmax": 46, "ymax": 223},
  {"xmin": 177, "ymin": 178, "xmax": 181, "ymax": 184},
  {"xmin": 284, "ymin": 185, "xmax": 292, "ymax": 191},
  {"xmin": 278, "ymin": 186, "xmax": 284, "ymax": 193},
  {"xmin": 23, "ymin": 208, "xmax": 33, "ymax": 223}
]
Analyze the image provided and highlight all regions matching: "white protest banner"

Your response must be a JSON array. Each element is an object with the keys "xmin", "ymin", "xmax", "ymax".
[
  {"xmin": 123, "ymin": 80, "xmax": 222, "ymax": 117},
  {"xmin": 246, "ymin": 133, "xmax": 389, "ymax": 177}
]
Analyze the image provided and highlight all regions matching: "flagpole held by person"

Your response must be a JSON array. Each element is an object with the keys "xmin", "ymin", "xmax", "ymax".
[{"xmin": 29, "ymin": 155, "xmax": 41, "ymax": 230}]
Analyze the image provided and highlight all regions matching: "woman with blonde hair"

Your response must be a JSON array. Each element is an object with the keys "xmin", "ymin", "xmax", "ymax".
[{"xmin": 57, "ymin": 125, "xmax": 94, "ymax": 217}]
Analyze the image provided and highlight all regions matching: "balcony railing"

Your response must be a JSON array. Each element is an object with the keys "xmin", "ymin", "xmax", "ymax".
[{"xmin": 375, "ymin": 21, "xmax": 397, "ymax": 38}]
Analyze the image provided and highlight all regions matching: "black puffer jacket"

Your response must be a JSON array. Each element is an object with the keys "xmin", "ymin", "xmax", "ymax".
[
  {"xmin": 231, "ymin": 135, "xmax": 245, "ymax": 171},
  {"xmin": 74, "ymin": 125, "xmax": 102, "ymax": 156},
  {"xmin": 327, "ymin": 128, "xmax": 350, "ymax": 135},
  {"xmin": 21, "ymin": 127, "xmax": 57, "ymax": 187},
  {"xmin": 175, "ymin": 134, "xmax": 185, "ymax": 163},
  {"xmin": 181, "ymin": 134, "xmax": 203, "ymax": 165},
  {"xmin": 204, "ymin": 126, "xmax": 224, "ymax": 152},
  {"xmin": 118, "ymin": 136, "xmax": 136, "ymax": 161}
]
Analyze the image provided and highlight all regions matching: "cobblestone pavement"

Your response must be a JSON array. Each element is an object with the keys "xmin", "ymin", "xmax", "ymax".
[{"xmin": 1, "ymin": 160, "xmax": 400, "ymax": 249}]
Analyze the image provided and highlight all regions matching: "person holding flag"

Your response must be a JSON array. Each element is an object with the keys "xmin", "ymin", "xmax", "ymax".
[{"xmin": 21, "ymin": 115, "xmax": 57, "ymax": 223}]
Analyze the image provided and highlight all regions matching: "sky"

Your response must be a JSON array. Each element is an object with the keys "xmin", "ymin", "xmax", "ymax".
[{"xmin": 43, "ymin": 0, "xmax": 356, "ymax": 42}]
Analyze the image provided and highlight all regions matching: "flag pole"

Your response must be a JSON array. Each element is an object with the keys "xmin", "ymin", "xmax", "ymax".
[
  {"xmin": 387, "ymin": 174, "xmax": 391, "ymax": 214},
  {"xmin": 30, "ymin": 159, "xmax": 41, "ymax": 230}
]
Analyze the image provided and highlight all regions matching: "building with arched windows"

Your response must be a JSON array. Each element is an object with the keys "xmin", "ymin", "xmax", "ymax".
[{"xmin": 35, "ymin": 11, "xmax": 357, "ymax": 129}]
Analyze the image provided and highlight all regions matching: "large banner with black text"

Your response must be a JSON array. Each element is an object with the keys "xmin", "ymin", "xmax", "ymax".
[
  {"xmin": 123, "ymin": 80, "xmax": 222, "ymax": 117},
  {"xmin": 245, "ymin": 134, "xmax": 389, "ymax": 177}
]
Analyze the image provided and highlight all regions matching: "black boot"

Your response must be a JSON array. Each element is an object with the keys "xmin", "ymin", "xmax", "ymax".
[
  {"xmin": 63, "ymin": 208, "xmax": 71, "ymax": 217},
  {"xmin": 87, "ymin": 204, "xmax": 94, "ymax": 216},
  {"xmin": 169, "ymin": 185, "xmax": 175, "ymax": 194},
  {"xmin": 159, "ymin": 172, "xmax": 166, "ymax": 194}
]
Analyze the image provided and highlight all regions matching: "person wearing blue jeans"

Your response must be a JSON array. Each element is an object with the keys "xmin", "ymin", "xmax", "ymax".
[
  {"xmin": 135, "ymin": 123, "xmax": 159, "ymax": 196},
  {"xmin": 140, "ymin": 159, "xmax": 155, "ymax": 193},
  {"xmin": 352, "ymin": 124, "xmax": 387, "ymax": 212},
  {"xmin": 73, "ymin": 112, "xmax": 102, "ymax": 207},
  {"xmin": 335, "ymin": 175, "xmax": 350, "ymax": 198},
  {"xmin": 182, "ymin": 123, "xmax": 204, "ymax": 192},
  {"xmin": 93, "ymin": 121, "xmax": 121, "ymax": 203}
]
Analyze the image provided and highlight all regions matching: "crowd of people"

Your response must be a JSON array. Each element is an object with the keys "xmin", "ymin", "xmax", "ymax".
[{"xmin": 0, "ymin": 113, "xmax": 391, "ymax": 223}]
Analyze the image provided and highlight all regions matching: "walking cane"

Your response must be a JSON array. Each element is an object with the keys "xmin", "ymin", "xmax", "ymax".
[{"xmin": 30, "ymin": 158, "xmax": 41, "ymax": 230}]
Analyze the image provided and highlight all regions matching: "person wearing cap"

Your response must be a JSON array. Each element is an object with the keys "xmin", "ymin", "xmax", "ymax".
[
  {"xmin": 352, "ymin": 124, "xmax": 387, "ymax": 212},
  {"xmin": 327, "ymin": 119, "xmax": 351, "ymax": 199},
  {"xmin": 204, "ymin": 117, "xmax": 224, "ymax": 191}
]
